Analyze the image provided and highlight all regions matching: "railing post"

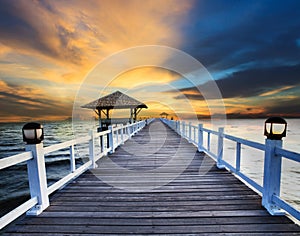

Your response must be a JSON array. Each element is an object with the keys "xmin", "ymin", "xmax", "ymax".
[
  {"xmin": 217, "ymin": 127, "xmax": 225, "ymax": 169},
  {"xmin": 182, "ymin": 121, "xmax": 186, "ymax": 138},
  {"xmin": 207, "ymin": 133, "xmax": 211, "ymax": 151},
  {"xmin": 120, "ymin": 124, "xmax": 124, "ymax": 145},
  {"xmin": 115, "ymin": 127, "xmax": 119, "ymax": 146},
  {"xmin": 89, "ymin": 130, "xmax": 97, "ymax": 168},
  {"xmin": 177, "ymin": 121, "xmax": 181, "ymax": 134},
  {"xmin": 70, "ymin": 144, "xmax": 76, "ymax": 172},
  {"xmin": 26, "ymin": 143, "xmax": 49, "ymax": 215},
  {"xmin": 101, "ymin": 135, "xmax": 105, "ymax": 154},
  {"xmin": 108, "ymin": 125, "xmax": 115, "ymax": 153},
  {"xmin": 235, "ymin": 142, "xmax": 241, "ymax": 173},
  {"xmin": 262, "ymin": 139, "xmax": 284, "ymax": 215},
  {"xmin": 198, "ymin": 124, "xmax": 203, "ymax": 152},
  {"xmin": 127, "ymin": 124, "xmax": 131, "ymax": 139},
  {"xmin": 188, "ymin": 122, "xmax": 192, "ymax": 143},
  {"xmin": 135, "ymin": 122, "xmax": 137, "ymax": 134}
]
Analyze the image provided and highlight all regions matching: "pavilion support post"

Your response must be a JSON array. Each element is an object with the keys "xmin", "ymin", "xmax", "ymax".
[
  {"xmin": 134, "ymin": 108, "xmax": 137, "ymax": 122},
  {"xmin": 98, "ymin": 109, "xmax": 102, "ymax": 128},
  {"xmin": 130, "ymin": 108, "xmax": 134, "ymax": 124}
]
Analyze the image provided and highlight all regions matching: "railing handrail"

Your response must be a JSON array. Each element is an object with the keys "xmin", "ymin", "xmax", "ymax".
[
  {"xmin": 0, "ymin": 119, "xmax": 153, "ymax": 230},
  {"xmin": 0, "ymin": 151, "xmax": 33, "ymax": 171},
  {"xmin": 161, "ymin": 118, "xmax": 300, "ymax": 222}
]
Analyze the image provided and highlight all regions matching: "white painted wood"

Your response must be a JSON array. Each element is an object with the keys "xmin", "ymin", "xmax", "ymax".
[
  {"xmin": 198, "ymin": 124, "xmax": 203, "ymax": 152},
  {"xmin": 207, "ymin": 132, "xmax": 211, "ymax": 151},
  {"xmin": 89, "ymin": 130, "xmax": 97, "ymax": 169},
  {"xmin": 182, "ymin": 121, "xmax": 186, "ymax": 138},
  {"xmin": 47, "ymin": 161, "xmax": 92, "ymax": 195},
  {"xmin": 272, "ymin": 195, "xmax": 300, "ymax": 220},
  {"xmin": 120, "ymin": 124, "xmax": 124, "ymax": 145},
  {"xmin": 100, "ymin": 135, "xmax": 105, "ymax": 154},
  {"xmin": 26, "ymin": 143, "xmax": 49, "ymax": 216},
  {"xmin": 217, "ymin": 127, "xmax": 225, "ymax": 169},
  {"xmin": 202, "ymin": 127, "xmax": 218, "ymax": 135},
  {"xmin": 70, "ymin": 145, "xmax": 76, "ymax": 173},
  {"xmin": 0, "ymin": 151, "xmax": 32, "ymax": 170},
  {"xmin": 275, "ymin": 147, "xmax": 300, "ymax": 162},
  {"xmin": 116, "ymin": 128, "xmax": 119, "ymax": 146},
  {"xmin": 44, "ymin": 136, "xmax": 90, "ymax": 154},
  {"xmin": 127, "ymin": 124, "xmax": 131, "ymax": 139},
  {"xmin": 108, "ymin": 126, "xmax": 115, "ymax": 153},
  {"xmin": 94, "ymin": 129, "xmax": 110, "ymax": 138},
  {"xmin": 262, "ymin": 139, "xmax": 284, "ymax": 215},
  {"xmin": 236, "ymin": 142, "xmax": 241, "ymax": 173},
  {"xmin": 0, "ymin": 197, "xmax": 38, "ymax": 230},
  {"xmin": 224, "ymin": 134, "xmax": 265, "ymax": 151},
  {"xmin": 188, "ymin": 122, "xmax": 192, "ymax": 143}
]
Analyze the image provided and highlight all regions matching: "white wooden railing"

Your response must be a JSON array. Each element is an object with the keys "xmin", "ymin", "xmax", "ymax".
[
  {"xmin": 0, "ymin": 119, "xmax": 153, "ymax": 230},
  {"xmin": 161, "ymin": 118, "xmax": 300, "ymax": 221}
]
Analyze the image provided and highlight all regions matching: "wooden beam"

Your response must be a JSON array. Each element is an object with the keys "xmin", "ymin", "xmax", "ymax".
[
  {"xmin": 106, "ymin": 109, "xmax": 110, "ymax": 119},
  {"xmin": 101, "ymin": 109, "xmax": 109, "ymax": 118},
  {"xmin": 129, "ymin": 108, "xmax": 133, "ymax": 123},
  {"xmin": 94, "ymin": 109, "xmax": 100, "ymax": 116},
  {"xmin": 135, "ymin": 108, "xmax": 143, "ymax": 116}
]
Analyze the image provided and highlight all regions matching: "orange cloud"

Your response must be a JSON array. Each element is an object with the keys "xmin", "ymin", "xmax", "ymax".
[
  {"xmin": 108, "ymin": 67, "xmax": 181, "ymax": 88},
  {"xmin": 0, "ymin": 1, "xmax": 199, "ymax": 121},
  {"xmin": 259, "ymin": 86, "xmax": 295, "ymax": 97},
  {"xmin": 0, "ymin": 0, "xmax": 193, "ymax": 84}
]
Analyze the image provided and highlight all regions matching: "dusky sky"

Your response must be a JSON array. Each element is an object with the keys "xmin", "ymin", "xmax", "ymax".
[{"xmin": 0, "ymin": 0, "xmax": 299, "ymax": 122}]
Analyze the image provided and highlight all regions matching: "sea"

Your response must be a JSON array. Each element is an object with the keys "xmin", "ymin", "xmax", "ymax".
[{"xmin": 0, "ymin": 119, "xmax": 299, "ymax": 216}]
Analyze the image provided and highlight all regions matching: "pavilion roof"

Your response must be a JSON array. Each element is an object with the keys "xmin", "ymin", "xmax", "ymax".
[{"xmin": 81, "ymin": 91, "xmax": 148, "ymax": 110}]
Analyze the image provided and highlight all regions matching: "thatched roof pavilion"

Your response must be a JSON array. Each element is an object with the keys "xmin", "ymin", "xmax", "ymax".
[
  {"xmin": 82, "ymin": 91, "xmax": 147, "ymax": 129},
  {"xmin": 82, "ymin": 90, "xmax": 147, "ymax": 110},
  {"xmin": 160, "ymin": 112, "xmax": 169, "ymax": 118}
]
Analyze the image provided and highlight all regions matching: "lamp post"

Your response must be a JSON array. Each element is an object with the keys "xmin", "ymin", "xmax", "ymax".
[
  {"xmin": 22, "ymin": 122, "xmax": 49, "ymax": 215},
  {"xmin": 262, "ymin": 117, "xmax": 287, "ymax": 215}
]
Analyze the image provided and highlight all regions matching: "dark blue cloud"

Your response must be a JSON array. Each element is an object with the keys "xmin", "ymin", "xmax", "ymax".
[
  {"xmin": 181, "ymin": 0, "xmax": 300, "ymax": 72},
  {"xmin": 172, "ymin": 64, "xmax": 300, "ymax": 100}
]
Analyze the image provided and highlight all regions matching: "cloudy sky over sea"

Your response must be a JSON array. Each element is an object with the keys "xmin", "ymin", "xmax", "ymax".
[{"xmin": 0, "ymin": 0, "xmax": 299, "ymax": 122}]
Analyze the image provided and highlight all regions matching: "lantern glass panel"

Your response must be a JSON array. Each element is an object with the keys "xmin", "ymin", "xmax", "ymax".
[
  {"xmin": 24, "ymin": 129, "xmax": 36, "ymax": 139},
  {"xmin": 36, "ymin": 129, "xmax": 43, "ymax": 139},
  {"xmin": 272, "ymin": 123, "xmax": 285, "ymax": 135},
  {"xmin": 265, "ymin": 123, "xmax": 271, "ymax": 134}
]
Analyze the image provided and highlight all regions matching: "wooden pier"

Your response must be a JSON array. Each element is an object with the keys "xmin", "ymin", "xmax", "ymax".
[{"xmin": 2, "ymin": 119, "xmax": 299, "ymax": 235}]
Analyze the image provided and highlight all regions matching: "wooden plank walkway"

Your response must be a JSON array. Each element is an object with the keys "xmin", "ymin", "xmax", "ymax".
[{"xmin": 2, "ymin": 120, "xmax": 300, "ymax": 235}]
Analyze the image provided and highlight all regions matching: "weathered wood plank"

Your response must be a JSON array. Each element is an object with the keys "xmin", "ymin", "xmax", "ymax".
[
  {"xmin": 3, "ymin": 233, "xmax": 300, "ymax": 236},
  {"xmin": 18, "ymin": 215, "xmax": 293, "ymax": 225},
  {"xmin": 6, "ymin": 223, "xmax": 300, "ymax": 234}
]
